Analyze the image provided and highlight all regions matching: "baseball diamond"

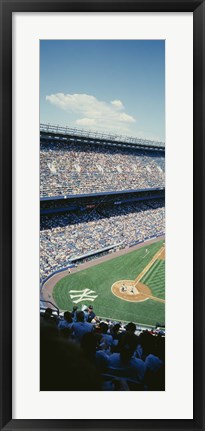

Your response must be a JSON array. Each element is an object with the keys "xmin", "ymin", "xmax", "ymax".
[{"xmin": 42, "ymin": 238, "xmax": 165, "ymax": 326}]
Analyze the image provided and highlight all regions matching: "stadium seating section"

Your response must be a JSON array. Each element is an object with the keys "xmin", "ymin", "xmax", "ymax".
[{"xmin": 40, "ymin": 141, "xmax": 165, "ymax": 197}]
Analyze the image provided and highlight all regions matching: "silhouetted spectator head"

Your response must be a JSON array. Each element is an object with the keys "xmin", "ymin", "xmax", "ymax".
[
  {"xmin": 111, "ymin": 323, "xmax": 121, "ymax": 334},
  {"xmin": 41, "ymin": 307, "xmax": 57, "ymax": 327},
  {"xmin": 44, "ymin": 307, "xmax": 53, "ymax": 320},
  {"xmin": 73, "ymin": 305, "xmax": 78, "ymax": 312},
  {"xmin": 64, "ymin": 311, "xmax": 73, "ymax": 323},
  {"xmin": 99, "ymin": 322, "xmax": 109, "ymax": 334},
  {"xmin": 119, "ymin": 333, "xmax": 138, "ymax": 363},
  {"xmin": 76, "ymin": 310, "xmax": 85, "ymax": 322},
  {"xmin": 125, "ymin": 322, "xmax": 136, "ymax": 333}
]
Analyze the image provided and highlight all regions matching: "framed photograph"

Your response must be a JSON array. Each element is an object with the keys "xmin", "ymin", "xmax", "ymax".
[{"xmin": 0, "ymin": 0, "xmax": 204, "ymax": 429}]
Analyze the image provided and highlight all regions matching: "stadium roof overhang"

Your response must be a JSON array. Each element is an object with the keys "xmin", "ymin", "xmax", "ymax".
[
  {"xmin": 40, "ymin": 187, "xmax": 165, "ymax": 202},
  {"xmin": 40, "ymin": 123, "xmax": 165, "ymax": 152}
]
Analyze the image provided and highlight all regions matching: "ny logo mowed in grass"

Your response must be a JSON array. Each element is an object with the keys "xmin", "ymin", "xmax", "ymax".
[{"xmin": 69, "ymin": 288, "xmax": 98, "ymax": 304}]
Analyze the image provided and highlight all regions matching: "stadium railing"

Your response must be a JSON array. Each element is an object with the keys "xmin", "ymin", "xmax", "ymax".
[{"xmin": 40, "ymin": 123, "xmax": 165, "ymax": 150}]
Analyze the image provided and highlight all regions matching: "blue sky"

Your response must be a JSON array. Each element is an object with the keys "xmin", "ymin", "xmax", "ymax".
[{"xmin": 40, "ymin": 40, "xmax": 165, "ymax": 142}]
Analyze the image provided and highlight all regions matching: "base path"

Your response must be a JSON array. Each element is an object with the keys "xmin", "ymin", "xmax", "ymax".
[{"xmin": 135, "ymin": 246, "xmax": 165, "ymax": 285}]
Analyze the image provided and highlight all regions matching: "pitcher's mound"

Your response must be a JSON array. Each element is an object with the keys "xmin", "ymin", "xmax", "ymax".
[{"xmin": 111, "ymin": 280, "xmax": 152, "ymax": 302}]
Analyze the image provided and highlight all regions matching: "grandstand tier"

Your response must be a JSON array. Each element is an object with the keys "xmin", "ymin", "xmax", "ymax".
[{"xmin": 40, "ymin": 125, "xmax": 165, "ymax": 198}]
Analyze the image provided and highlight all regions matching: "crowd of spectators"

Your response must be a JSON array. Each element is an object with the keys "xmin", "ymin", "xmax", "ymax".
[
  {"xmin": 41, "ymin": 307, "xmax": 165, "ymax": 391},
  {"xmin": 40, "ymin": 141, "xmax": 165, "ymax": 197},
  {"xmin": 40, "ymin": 199, "xmax": 165, "ymax": 282}
]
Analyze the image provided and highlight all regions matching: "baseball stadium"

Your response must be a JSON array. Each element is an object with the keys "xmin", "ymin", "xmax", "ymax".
[{"xmin": 40, "ymin": 124, "xmax": 165, "ymax": 391}]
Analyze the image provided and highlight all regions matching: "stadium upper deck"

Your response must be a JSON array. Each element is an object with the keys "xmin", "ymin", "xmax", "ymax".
[{"xmin": 40, "ymin": 124, "xmax": 165, "ymax": 198}]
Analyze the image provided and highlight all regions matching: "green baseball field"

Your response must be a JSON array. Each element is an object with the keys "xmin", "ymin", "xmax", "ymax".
[{"xmin": 52, "ymin": 240, "xmax": 165, "ymax": 327}]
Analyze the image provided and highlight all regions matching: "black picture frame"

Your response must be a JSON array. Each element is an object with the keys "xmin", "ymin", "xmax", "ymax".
[{"xmin": 0, "ymin": 0, "xmax": 204, "ymax": 430}]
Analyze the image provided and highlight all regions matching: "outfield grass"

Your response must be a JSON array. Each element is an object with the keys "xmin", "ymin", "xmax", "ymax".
[{"xmin": 53, "ymin": 240, "xmax": 165, "ymax": 326}]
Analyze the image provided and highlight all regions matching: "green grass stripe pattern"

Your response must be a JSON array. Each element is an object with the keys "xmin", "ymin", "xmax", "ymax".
[
  {"xmin": 53, "ymin": 240, "xmax": 165, "ymax": 326},
  {"xmin": 141, "ymin": 259, "xmax": 165, "ymax": 300}
]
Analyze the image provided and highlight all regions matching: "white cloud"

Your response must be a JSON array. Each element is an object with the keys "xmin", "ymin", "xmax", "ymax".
[
  {"xmin": 111, "ymin": 99, "xmax": 124, "ymax": 109},
  {"xmin": 75, "ymin": 118, "xmax": 96, "ymax": 126},
  {"xmin": 46, "ymin": 93, "xmax": 136, "ymax": 132},
  {"xmin": 118, "ymin": 113, "xmax": 136, "ymax": 123}
]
